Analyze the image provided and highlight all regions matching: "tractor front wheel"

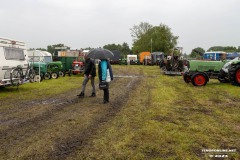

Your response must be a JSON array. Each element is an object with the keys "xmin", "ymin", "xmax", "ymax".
[
  {"xmin": 34, "ymin": 75, "xmax": 42, "ymax": 82},
  {"xmin": 51, "ymin": 72, "xmax": 59, "ymax": 79},
  {"xmin": 217, "ymin": 69, "xmax": 229, "ymax": 83},
  {"xmin": 191, "ymin": 73, "xmax": 207, "ymax": 86},
  {"xmin": 44, "ymin": 72, "xmax": 51, "ymax": 80}
]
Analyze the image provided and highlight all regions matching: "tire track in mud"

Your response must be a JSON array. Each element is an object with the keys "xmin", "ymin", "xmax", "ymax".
[
  {"xmin": 0, "ymin": 88, "xmax": 80, "ymax": 124},
  {"xmin": 45, "ymin": 77, "xmax": 141, "ymax": 160},
  {"xmin": 0, "ymin": 92, "xmax": 83, "ymax": 156}
]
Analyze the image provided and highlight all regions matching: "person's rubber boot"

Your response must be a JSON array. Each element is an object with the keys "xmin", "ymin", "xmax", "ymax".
[
  {"xmin": 77, "ymin": 92, "xmax": 84, "ymax": 97},
  {"xmin": 103, "ymin": 100, "xmax": 109, "ymax": 104},
  {"xmin": 89, "ymin": 92, "xmax": 96, "ymax": 97}
]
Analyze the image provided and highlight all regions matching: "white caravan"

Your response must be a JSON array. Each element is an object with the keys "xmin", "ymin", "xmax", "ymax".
[
  {"xmin": 0, "ymin": 37, "xmax": 29, "ymax": 86},
  {"xmin": 127, "ymin": 55, "xmax": 138, "ymax": 64},
  {"xmin": 27, "ymin": 50, "xmax": 53, "ymax": 63}
]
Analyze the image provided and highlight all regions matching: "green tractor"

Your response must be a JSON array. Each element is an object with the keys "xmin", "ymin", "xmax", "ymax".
[
  {"xmin": 183, "ymin": 57, "xmax": 240, "ymax": 86},
  {"xmin": 119, "ymin": 58, "xmax": 127, "ymax": 65},
  {"xmin": 30, "ymin": 62, "xmax": 50, "ymax": 81},
  {"xmin": 31, "ymin": 62, "xmax": 61, "ymax": 80},
  {"xmin": 47, "ymin": 61, "xmax": 65, "ymax": 77}
]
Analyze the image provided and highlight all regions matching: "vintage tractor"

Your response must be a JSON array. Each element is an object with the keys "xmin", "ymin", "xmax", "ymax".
[
  {"xmin": 119, "ymin": 58, "xmax": 127, "ymax": 65},
  {"xmin": 31, "ymin": 62, "xmax": 60, "ymax": 80},
  {"xmin": 183, "ymin": 57, "xmax": 240, "ymax": 86},
  {"xmin": 72, "ymin": 60, "xmax": 85, "ymax": 75},
  {"xmin": 159, "ymin": 55, "xmax": 186, "ymax": 75},
  {"xmin": 159, "ymin": 47, "xmax": 186, "ymax": 75},
  {"xmin": 30, "ymin": 62, "xmax": 50, "ymax": 81},
  {"xmin": 47, "ymin": 61, "xmax": 65, "ymax": 77}
]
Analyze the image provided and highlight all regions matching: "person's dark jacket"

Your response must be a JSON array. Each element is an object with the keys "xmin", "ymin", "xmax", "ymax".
[
  {"xmin": 84, "ymin": 58, "xmax": 96, "ymax": 77},
  {"xmin": 98, "ymin": 60, "xmax": 113, "ymax": 81}
]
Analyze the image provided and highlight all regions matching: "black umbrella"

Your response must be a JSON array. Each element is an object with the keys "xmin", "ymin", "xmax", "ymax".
[{"xmin": 87, "ymin": 48, "xmax": 114, "ymax": 59}]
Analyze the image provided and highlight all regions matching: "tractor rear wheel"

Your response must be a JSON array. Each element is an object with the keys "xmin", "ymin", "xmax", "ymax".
[
  {"xmin": 59, "ymin": 71, "xmax": 65, "ymax": 77},
  {"xmin": 183, "ymin": 72, "xmax": 191, "ymax": 83},
  {"xmin": 191, "ymin": 73, "xmax": 207, "ymax": 86},
  {"xmin": 229, "ymin": 64, "xmax": 240, "ymax": 86},
  {"xmin": 236, "ymin": 68, "xmax": 240, "ymax": 85}
]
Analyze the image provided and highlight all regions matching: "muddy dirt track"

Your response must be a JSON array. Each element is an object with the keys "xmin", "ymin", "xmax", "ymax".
[
  {"xmin": 0, "ymin": 66, "xmax": 145, "ymax": 159},
  {"xmin": 2, "ymin": 65, "xmax": 239, "ymax": 160}
]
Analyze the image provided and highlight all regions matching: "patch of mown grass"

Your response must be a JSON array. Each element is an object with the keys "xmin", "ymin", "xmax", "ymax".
[
  {"xmin": 72, "ymin": 66, "xmax": 240, "ymax": 159},
  {"xmin": 0, "ymin": 75, "xmax": 83, "ymax": 101}
]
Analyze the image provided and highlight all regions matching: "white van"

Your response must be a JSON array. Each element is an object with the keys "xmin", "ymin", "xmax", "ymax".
[{"xmin": 0, "ymin": 37, "xmax": 29, "ymax": 86}]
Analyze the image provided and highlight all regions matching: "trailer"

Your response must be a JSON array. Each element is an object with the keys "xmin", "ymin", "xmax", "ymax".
[
  {"xmin": 139, "ymin": 52, "xmax": 150, "ymax": 65},
  {"xmin": 0, "ymin": 37, "xmax": 30, "ymax": 86},
  {"xmin": 151, "ymin": 52, "xmax": 164, "ymax": 65},
  {"xmin": 127, "ymin": 55, "xmax": 138, "ymax": 65},
  {"xmin": 204, "ymin": 51, "xmax": 227, "ymax": 61},
  {"xmin": 54, "ymin": 50, "xmax": 85, "ymax": 75}
]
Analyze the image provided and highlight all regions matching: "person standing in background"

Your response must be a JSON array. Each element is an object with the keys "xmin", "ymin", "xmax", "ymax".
[{"xmin": 98, "ymin": 59, "xmax": 113, "ymax": 103}]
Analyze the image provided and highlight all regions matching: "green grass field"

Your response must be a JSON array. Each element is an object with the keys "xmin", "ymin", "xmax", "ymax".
[{"xmin": 0, "ymin": 65, "xmax": 239, "ymax": 159}]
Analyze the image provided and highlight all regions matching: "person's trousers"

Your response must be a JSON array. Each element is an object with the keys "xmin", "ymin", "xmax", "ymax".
[
  {"xmin": 103, "ymin": 88, "xmax": 109, "ymax": 102},
  {"xmin": 81, "ymin": 75, "xmax": 95, "ymax": 93}
]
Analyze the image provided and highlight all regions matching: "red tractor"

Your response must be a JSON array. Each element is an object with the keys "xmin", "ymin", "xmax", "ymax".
[{"xmin": 72, "ymin": 60, "xmax": 85, "ymax": 75}]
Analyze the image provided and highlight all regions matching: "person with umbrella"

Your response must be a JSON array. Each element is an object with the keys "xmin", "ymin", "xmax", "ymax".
[
  {"xmin": 87, "ymin": 48, "xmax": 114, "ymax": 103},
  {"xmin": 77, "ymin": 54, "xmax": 96, "ymax": 97},
  {"xmin": 98, "ymin": 59, "xmax": 113, "ymax": 103}
]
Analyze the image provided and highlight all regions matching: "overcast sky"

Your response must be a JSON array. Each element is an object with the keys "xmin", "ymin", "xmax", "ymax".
[{"xmin": 1, "ymin": 0, "xmax": 239, "ymax": 53}]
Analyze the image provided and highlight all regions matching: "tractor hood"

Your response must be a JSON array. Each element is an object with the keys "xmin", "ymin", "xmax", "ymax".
[
  {"xmin": 231, "ymin": 59, "xmax": 240, "ymax": 65},
  {"xmin": 222, "ymin": 57, "xmax": 239, "ymax": 73}
]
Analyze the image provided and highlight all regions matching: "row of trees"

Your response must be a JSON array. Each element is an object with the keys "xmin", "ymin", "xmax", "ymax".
[
  {"xmin": 130, "ymin": 22, "xmax": 178, "ymax": 55},
  {"xmin": 31, "ymin": 22, "xmax": 239, "ymax": 59},
  {"xmin": 208, "ymin": 46, "xmax": 240, "ymax": 52},
  {"xmin": 130, "ymin": 22, "xmax": 178, "ymax": 54},
  {"xmin": 30, "ymin": 22, "xmax": 178, "ymax": 57}
]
